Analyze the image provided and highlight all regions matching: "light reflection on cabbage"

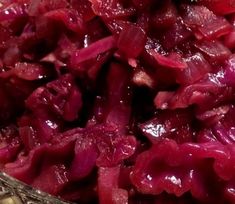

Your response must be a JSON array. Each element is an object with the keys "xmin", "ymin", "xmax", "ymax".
[{"xmin": 1, "ymin": 0, "xmax": 235, "ymax": 203}]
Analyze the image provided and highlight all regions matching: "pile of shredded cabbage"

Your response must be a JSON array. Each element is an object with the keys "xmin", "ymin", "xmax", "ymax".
[{"xmin": 1, "ymin": 0, "xmax": 235, "ymax": 203}]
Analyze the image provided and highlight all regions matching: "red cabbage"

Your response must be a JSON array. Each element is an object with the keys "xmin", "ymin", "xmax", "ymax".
[
  {"xmin": 198, "ymin": 0, "xmax": 235, "ymax": 15},
  {"xmin": 181, "ymin": 5, "xmax": 232, "ymax": 40},
  {"xmin": 0, "ymin": 62, "xmax": 50, "ymax": 80},
  {"xmin": 149, "ymin": 50, "xmax": 187, "ymax": 70},
  {"xmin": 98, "ymin": 167, "xmax": 128, "ymax": 204},
  {"xmin": 151, "ymin": 2, "xmax": 177, "ymax": 29},
  {"xmin": 194, "ymin": 40, "xmax": 231, "ymax": 63},
  {"xmin": 131, "ymin": 139, "xmax": 235, "ymax": 203},
  {"xmin": 161, "ymin": 18, "xmax": 192, "ymax": 49},
  {"xmin": 139, "ymin": 109, "xmax": 194, "ymax": 144},
  {"xmin": 117, "ymin": 24, "xmax": 147, "ymax": 58},
  {"xmin": 0, "ymin": 2, "xmax": 27, "ymax": 22},
  {"xmin": 2, "ymin": 0, "xmax": 235, "ymax": 203},
  {"xmin": 70, "ymin": 35, "xmax": 116, "ymax": 68},
  {"xmin": 175, "ymin": 52, "xmax": 212, "ymax": 85},
  {"xmin": 44, "ymin": 8, "xmax": 85, "ymax": 34}
]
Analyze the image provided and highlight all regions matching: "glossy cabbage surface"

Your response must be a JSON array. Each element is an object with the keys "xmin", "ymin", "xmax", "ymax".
[{"xmin": 1, "ymin": 0, "xmax": 235, "ymax": 203}]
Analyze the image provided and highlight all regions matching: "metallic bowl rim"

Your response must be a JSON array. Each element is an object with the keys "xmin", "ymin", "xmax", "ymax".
[{"xmin": 0, "ymin": 172, "xmax": 72, "ymax": 204}]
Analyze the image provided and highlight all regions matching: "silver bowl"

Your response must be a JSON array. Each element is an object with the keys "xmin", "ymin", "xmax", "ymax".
[{"xmin": 0, "ymin": 172, "xmax": 70, "ymax": 204}]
